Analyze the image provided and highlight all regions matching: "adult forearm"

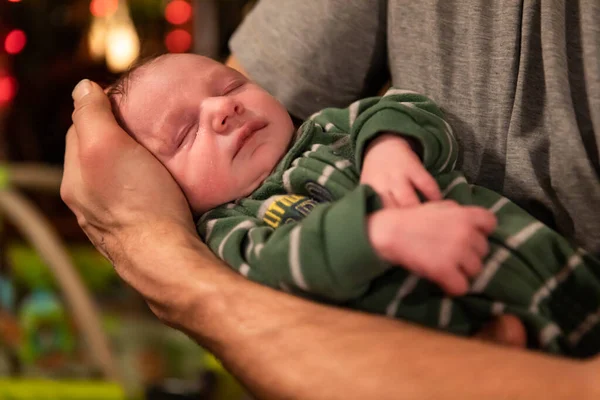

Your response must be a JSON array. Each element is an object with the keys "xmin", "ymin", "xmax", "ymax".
[
  {"xmin": 109, "ymin": 221, "xmax": 226, "ymax": 335},
  {"xmin": 203, "ymin": 288, "xmax": 592, "ymax": 400},
  {"xmin": 123, "ymin": 223, "xmax": 595, "ymax": 400}
]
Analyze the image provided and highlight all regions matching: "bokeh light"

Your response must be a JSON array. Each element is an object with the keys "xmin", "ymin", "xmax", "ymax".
[
  {"xmin": 165, "ymin": 0, "xmax": 192, "ymax": 25},
  {"xmin": 90, "ymin": 0, "xmax": 119, "ymax": 18},
  {"xmin": 165, "ymin": 29, "xmax": 192, "ymax": 53},
  {"xmin": 88, "ymin": 17, "xmax": 108, "ymax": 60},
  {"xmin": 4, "ymin": 30, "xmax": 27, "ymax": 55},
  {"xmin": 106, "ymin": 24, "xmax": 140, "ymax": 72},
  {"xmin": 0, "ymin": 75, "xmax": 18, "ymax": 104}
]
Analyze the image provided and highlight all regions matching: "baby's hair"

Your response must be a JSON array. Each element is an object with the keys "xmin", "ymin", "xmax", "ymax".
[
  {"xmin": 105, "ymin": 53, "xmax": 166, "ymax": 135},
  {"xmin": 106, "ymin": 53, "xmax": 165, "ymax": 100}
]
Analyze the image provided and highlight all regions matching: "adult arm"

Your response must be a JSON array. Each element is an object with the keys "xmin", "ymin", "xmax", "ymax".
[{"xmin": 63, "ymin": 80, "xmax": 598, "ymax": 399}]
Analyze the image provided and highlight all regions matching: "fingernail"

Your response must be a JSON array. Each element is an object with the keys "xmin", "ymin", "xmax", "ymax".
[{"xmin": 72, "ymin": 79, "xmax": 92, "ymax": 100}]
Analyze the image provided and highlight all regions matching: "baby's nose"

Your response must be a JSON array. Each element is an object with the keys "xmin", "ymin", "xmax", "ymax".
[{"xmin": 212, "ymin": 97, "xmax": 244, "ymax": 133}]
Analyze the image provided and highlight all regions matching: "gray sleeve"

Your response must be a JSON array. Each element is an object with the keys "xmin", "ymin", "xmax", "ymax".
[{"xmin": 229, "ymin": 0, "xmax": 389, "ymax": 119}]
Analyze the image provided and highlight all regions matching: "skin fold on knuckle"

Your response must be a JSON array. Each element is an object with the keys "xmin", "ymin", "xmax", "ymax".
[
  {"xmin": 76, "ymin": 215, "xmax": 90, "ymax": 230},
  {"xmin": 59, "ymin": 183, "xmax": 72, "ymax": 205},
  {"xmin": 78, "ymin": 135, "xmax": 115, "ymax": 167}
]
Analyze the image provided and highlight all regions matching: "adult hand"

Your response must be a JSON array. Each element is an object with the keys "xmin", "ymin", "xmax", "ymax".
[
  {"xmin": 62, "ymin": 79, "xmax": 194, "ymax": 268},
  {"xmin": 361, "ymin": 134, "xmax": 441, "ymax": 208},
  {"xmin": 368, "ymin": 200, "xmax": 496, "ymax": 295}
]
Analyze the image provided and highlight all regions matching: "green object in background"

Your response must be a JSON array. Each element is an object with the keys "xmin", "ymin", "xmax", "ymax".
[
  {"xmin": 203, "ymin": 353, "xmax": 246, "ymax": 400},
  {"xmin": 0, "ymin": 275, "xmax": 15, "ymax": 312},
  {"xmin": 0, "ymin": 164, "xmax": 9, "ymax": 190},
  {"xmin": 0, "ymin": 379, "xmax": 126, "ymax": 400},
  {"xmin": 18, "ymin": 290, "xmax": 75, "ymax": 364},
  {"xmin": 7, "ymin": 243, "xmax": 115, "ymax": 291}
]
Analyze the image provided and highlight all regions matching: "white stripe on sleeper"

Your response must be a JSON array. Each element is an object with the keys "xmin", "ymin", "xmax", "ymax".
[
  {"xmin": 568, "ymin": 306, "xmax": 600, "ymax": 347},
  {"xmin": 317, "ymin": 165, "xmax": 336, "ymax": 186},
  {"xmin": 442, "ymin": 176, "xmax": 467, "ymax": 197},
  {"xmin": 471, "ymin": 222, "xmax": 543, "ymax": 293},
  {"xmin": 439, "ymin": 297, "xmax": 453, "ymax": 328},
  {"xmin": 386, "ymin": 274, "xmax": 420, "ymax": 317},
  {"xmin": 348, "ymin": 101, "xmax": 360, "ymax": 126},
  {"xmin": 530, "ymin": 251, "xmax": 583, "ymax": 313},
  {"xmin": 218, "ymin": 220, "xmax": 255, "ymax": 259},
  {"xmin": 289, "ymin": 226, "xmax": 309, "ymax": 291},
  {"xmin": 239, "ymin": 263, "xmax": 250, "ymax": 277}
]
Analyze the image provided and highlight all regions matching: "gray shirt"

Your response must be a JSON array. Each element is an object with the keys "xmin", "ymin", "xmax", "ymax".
[{"xmin": 230, "ymin": 0, "xmax": 600, "ymax": 254}]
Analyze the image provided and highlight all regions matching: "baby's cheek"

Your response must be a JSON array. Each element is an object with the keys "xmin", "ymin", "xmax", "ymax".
[{"xmin": 184, "ymin": 170, "xmax": 237, "ymax": 213}]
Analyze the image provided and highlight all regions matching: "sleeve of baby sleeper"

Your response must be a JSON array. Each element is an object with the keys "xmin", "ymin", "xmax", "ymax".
[
  {"xmin": 196, "ymin": 185, "xmax": 390, "ymax": 303},
  {"xmin": 309, "ymin": 89, "xmax": 459, "ymax": 175}
]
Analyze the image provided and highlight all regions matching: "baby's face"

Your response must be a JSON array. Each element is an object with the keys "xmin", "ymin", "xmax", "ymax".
[{"xmin": 116, "ymin": 54, "xmax": 295, "ymax": 214}]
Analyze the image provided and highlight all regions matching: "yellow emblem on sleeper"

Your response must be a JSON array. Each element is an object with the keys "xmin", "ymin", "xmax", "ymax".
[{"xmin": 262, "ymin": 194, "xmax": 319, "ymax": 228}]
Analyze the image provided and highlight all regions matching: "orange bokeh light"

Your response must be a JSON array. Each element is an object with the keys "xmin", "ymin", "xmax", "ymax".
[
  {"xmin": 4, "ymin": 29, "xmax": 27, "ymax": 55},
  {"xmin": 0, "ymin": 75, "xmax": 18, "ymax": 104},
  {"xmin": 90, "ymin": 0, "xmax": 119, "ymax": 17},
  {"xmin": 165, "ymin": 29, "xmax": 192, "ymax": 53},
  {"xmin": 165, "ymin": 0, "xmax": 192, "ymax": 25}
]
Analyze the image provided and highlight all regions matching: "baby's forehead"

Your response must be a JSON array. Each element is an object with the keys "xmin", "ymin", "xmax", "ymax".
[{"xmin": 145, "ymin": 53, "xmax": 220, "ymax": 76}]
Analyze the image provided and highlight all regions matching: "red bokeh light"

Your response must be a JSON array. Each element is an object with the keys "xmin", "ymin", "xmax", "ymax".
[
  {"xmin": 165, "ymin": 0, "xmax": 192, "ymax": 25},
  {"xmin": 90, "ymin": 0, "xmax": 119, "ymax": 17},
  {"xmin": 8, "ymin": 0, "xmax": 22, "ymax": 3},
  {"xmin": 4, "ymin": 30, "xmax": 27, "ymax": 55},
  {"xmin": 165, "ymin": 29, "xmax": 192, "ymax": 53},
  {"xmin": 0, "ymin": 75, "xmax": 18, "ymax": 104}
]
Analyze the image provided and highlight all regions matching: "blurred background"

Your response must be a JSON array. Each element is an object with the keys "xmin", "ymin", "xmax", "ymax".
[{"xmin": 0, "ymin": 0, "xmax": 256, "ymax": 398}]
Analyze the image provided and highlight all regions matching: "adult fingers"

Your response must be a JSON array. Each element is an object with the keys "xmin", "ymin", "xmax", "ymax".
[
  {"xmin": 61, "ymin": 126, "xmax": 97, "ymax": 231},
  {"xmin": 60, "ymin": 125, "xmax": 82, "ymax": 207},
  {"xmin": 71, "ymin": 79, "xmax": 134, "ymax": 154},
  {"xmin": 61, "ymin": 127, "xmax": 102, "ymax": 252},
  {"xmin": 474, "ymin": 315, "xmax": 527, "ymax": 348}
]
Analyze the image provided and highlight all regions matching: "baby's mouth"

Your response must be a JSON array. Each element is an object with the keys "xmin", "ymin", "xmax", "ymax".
[{"xmin": 233, "ymin": 119, "xmax": 268, "ymax": 157}]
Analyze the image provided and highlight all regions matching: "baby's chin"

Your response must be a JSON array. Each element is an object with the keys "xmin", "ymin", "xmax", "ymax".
[{"xmin": 239, "ymin": 169, "xmax": 273, "ymax": 198}]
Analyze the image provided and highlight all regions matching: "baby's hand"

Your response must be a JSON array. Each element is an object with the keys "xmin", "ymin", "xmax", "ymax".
[
  {"xmin": 361, "ymin": 134, "xmax": 441, "ymax": 208},
  {"xmin": 367, "ymin": 201, "xmax": 497, "ymax": 295}
]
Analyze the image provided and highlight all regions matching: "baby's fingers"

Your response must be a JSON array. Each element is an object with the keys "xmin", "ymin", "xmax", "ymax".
[
  {"xmin": 411, "ymin": 171, "xmax": 441, "ymax": 201},
  {"xmin": 436, "ymin": 268, "xmax": 469, "ymax": 296},
  {"xmin": 470, "ymin": 233, "xmax": 490, "ymax": 258},
  {"xmin": 380, "ymin": 191, "xmax": 402, "ymax": 208},
  {"xmin": 393, "ymin": 186, "xmax": 421, "ymax": 207},
  {"xmin": 463, "ymin": 206, "xmax": 498, "ymax": 235},
  {"xmin": 378, "ymin": 180, "xmax": 420, "ymax": 208},
  {"xmin": 460, "ymin": 250, "xmax": 483, "ymax": 278}
]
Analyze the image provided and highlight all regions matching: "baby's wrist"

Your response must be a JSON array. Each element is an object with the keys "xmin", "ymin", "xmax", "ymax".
[{"xmin": 366, "ymin": 133, "xmax": 423, "ymax": 158}]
